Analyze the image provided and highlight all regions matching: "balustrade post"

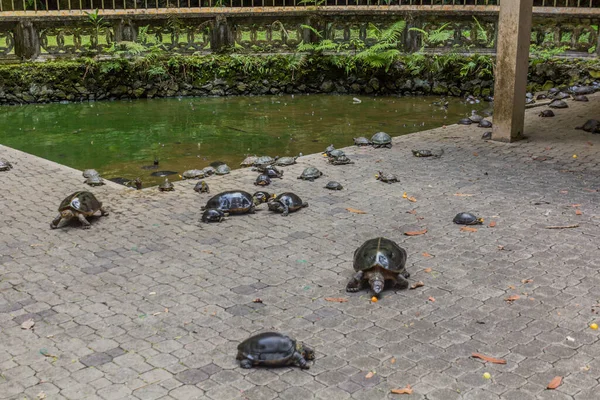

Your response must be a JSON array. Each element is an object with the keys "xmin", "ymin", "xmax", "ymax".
[
  {"xmin": 211, "ymin": 15, "xmax": 234, "ymax": 53},
  {"xmin": 14, "ymin": 21, "xmax": 40, "ymax": 60},
  {"xmin": 404, "ymin": 19, "xmax": 422, "ymax": 53},
  {"xmin": 597, "ymin": 26, "xmax": 600, "ymax": 57},
  {"xmin": 303, "ymin": 16, "xmax": 323, "ymax": 44},
  {"xmin": 114, "ymin": 19, "xmax": 137, "ymax": 43}
]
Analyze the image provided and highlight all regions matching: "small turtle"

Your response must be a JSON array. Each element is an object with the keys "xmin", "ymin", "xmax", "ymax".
[
  {"xmin": 297, "ymin": 167, "xmax": 323, "ymax": 181},
  {"xmin": 539, "ymin": 110, "xmax": 555, "ymax": 118},
  {"xmin": 151, "ymin": 170, "xmax": 178, "ymax": 177},
  {"xmin": 482, "ymin": 131, "xmax": 492, "ymax": 140},
  {"xmin": 323, "ymin": 144, "xmax": 336, "ymax": 156},
  {"xmin": 575, "ymin": 119, "xmax": 600, "ymax": 133},
  {"xmin": 371, "ymin": 132, "xmax": 392, "ymax": 149},
  {"xmin": 329, "ymin": 155, "xmax": 354, "ymax": 165},
  {"xmin": 268, "ymin": 193, "xmax": 308, "ymax": 216},
  {"xmin": 458, "ymin": 118, "xmax": 472, "ymax": 125},
  {"xmin": 327, "ymin": 149, "xmax": 345, "ymax": 159},
  {"xmin": 353, "ymin": 137, "xmax": 371, "ymax": 146},
  {"xmin": 274, "ymin": 156, "xmax": 298, "ymax": 166},
  {"xmin": 202, "ymin": 191, "xmax": 271, "ymax": 215},
  {"xmin": 210, "ymin": 161, "xmax": 226, "ymax": 168},
  {"xmin": 133, "ymin": 178, "xmax": 143, "ymax": 190},
  {"xmin": 203, "ymin": 166, "xmax": 216, "ymax": 176},
  {"xmin": 536, "ymin": 94, "xmax": 548, "ymax": 100},
  {"xmin": 412, "ymin": 150, "xmax": 433, "ymax": 157},
  {"xmin": 573, "ymin": 95, "xmax": 589, "ymax": 102},
  {"xmin": 158, "ymin": 178, "xmax": 175, "ymax": 192},
  {"xmin": 182, "ymin": 169, "xmax": 205, "ymax": 179},
  {"xmin": 346, "ymin": 237, "xmax": 409, "ymax": 297},
  {"xmin": 552, "ymin": 92, "xmax": 570, "ymax": 100},
  {"xmin": 215, "ymin": 164, "xmax": 231, "ymax": 175},
  {"xmin": 82, "ymin": 169, "xmax": 100, "ymax": 178},
  {"xmin": 453, "ymin": 212, "xmax": 483, "ymax": 225},
  {"xmin": 253, "ymin": 156, "xmax": 276, "ymax": 168},
  {"xmin": 201, "ymin": 209, "xmax": 228, "ymax": 223},
  {"xmin": 569, "ymin": 85, "xmax": 596, "ymax": 95},
  {"xmin": 376, "ymin": 171, "xmax": 398, "ymax": 184},
  {"xmin": 548, "ymin": 87, "xmax": 560, "ymax": 95},
  {"xmin": 84, "ymin": 175, "xmax": 105, "ymax": 186},
  {"xmin": 254, "ymin": 174, "xmax": 271, "ymax": 186},
  {"xmin": 483, "ymin": 95, "xmax": 494, "ymax": 102},
  {"xmin": 526, "ymin": 92, "xmax": 533, "ymax": 99},
  {"xmin": 549, "ymin": 100, "xmax": 568, "ymax": 109},
  {"xmin": 478, "ymin": 120, "xmax": 493, "ymax": 128},
  {"xmin": 50, "ymin": 191, "xmax": 108, "ymax": 229},
  {"xmin": 525, "ymin": 97, "xmax": 536, "ymax": 105},
  {"xmin": 141, "ymin": 159, "xmax": 159, "ymax": 170},
  {"xmin": 240, "ymin": 156, "xmax": 258, "ymax": 167},
  {"xmin": 0, "ymin": 159, "xmax": 14, "ymax": 171},
  {"xmin": 194, "ymin": 180, "xmax": 210, "ymax": 193},
  {"xmin": 263, "ymin": 165, "xmax": 284, "ymax": 179},
  {"xmin": 236, "ymin": 332, "xmax": 315, "ymax": 370},
  {"xmin": 469, "ymin": 113, "xmax": 484, "ymax": 123},
  {"xmin": 324, "ymin": 181, "xmax": 343, "ymax": 190}
]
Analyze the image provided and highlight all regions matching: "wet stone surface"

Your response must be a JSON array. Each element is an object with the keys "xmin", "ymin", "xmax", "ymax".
[{"xmin": 1, "ymin": 94, "xmax": 600, "ymax": 399}]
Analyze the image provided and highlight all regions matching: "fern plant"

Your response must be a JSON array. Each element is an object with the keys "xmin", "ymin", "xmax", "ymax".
[{"xmin": 354, "ymin": 20, "xmax": 406, "ymax": 72}]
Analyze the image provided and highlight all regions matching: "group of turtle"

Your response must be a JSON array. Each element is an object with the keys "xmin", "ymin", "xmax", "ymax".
[{"xmin": 535, "ymin": 86, "xmax": 600, "ymax": 134}]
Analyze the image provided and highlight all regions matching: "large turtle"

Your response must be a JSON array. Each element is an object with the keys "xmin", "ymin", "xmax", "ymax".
[
  {"xmin": 478, "ymin": 120, "xmax": 492, "ymax": 128},
  {"xmin": 215, "ymin": 164, "xmax": 231, "ymax": 175},
  {"xmin": 346, "ymin": 237, "xmax": 409, "ymax": 297},
  {"xmin": 236, "ymin": 332, "xmax": 315, "ymax": 369},
  {"xmin": 274, "ymin": 156, "xmax": 298, "ymax": 167},
  {"xmin": 371, "ymin": 132, "xmax": 392, "ymax": 148},
  {"xmin": 569, "ymin": 85, "xmax": 595, "ymax": 95},
  {"xmin": 576, "ymin": 119, "xmax": 600, "ymax": 133},
  {"xmin": 552, "ymin": 92, "xmax": 571, "ymax": 100},
  {"xmin": 353, "ymin": 137, "xmax": 371, "ymax": 146},
  {"xmin": 267, "ymin": 193, "xmax": 308, "ymax": 216},
  {"xmin": 203, "ymin": 166, "xmax": 216, "ymax": 176},
  {"xmin": 263, "ymin": 166, "xmax": 284, "ymax": 179},
  {"xmin": 84, "ymin": 175, "xmax": 105, "ymax": 186},
  {"xmin": 0, "ymin": 159, "xmax": 13, "ymax": 171},
  {"xmin": 573, "ymin": 95, "xmax": 589, "ymax": 102},
  {"xmin": 182, "ymin": 169, "xmax": 205, "ymax": 179},
  {"xmin": 50, "ymin": 191, "xmax": 108, "ymax": 229},
  {"xmin": 469, "ymin": 113, "xmax": 484, "ymax": 123},
  {"xmin": 327, "ymin": 149, "xmax": 345, "ymax": 159},
  {"xmin": 201, "ymin": 209, "xmax": 227, "ymax": 223},
  {"xmin": 201, "ymin": 191, "xmax": 271, "ymax": 215},
  {"xmin": 297, "ymin": 167, "xmax": 323, "ymax": 181}
]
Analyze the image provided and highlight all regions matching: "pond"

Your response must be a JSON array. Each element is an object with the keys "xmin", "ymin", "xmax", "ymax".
[{"xmin": 0, "ymin": 94, "xmax": 488, "ymax": 186}]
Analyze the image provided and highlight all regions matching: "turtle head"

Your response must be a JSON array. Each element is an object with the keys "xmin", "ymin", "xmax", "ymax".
[
  {"xmin": 477, "ymin": 218, "xmax": 484, "ymax": 224},
  {"xmin": 368, "ymin": 271, "xmax": 385, "ymax": 295},
  {"xmin": 299, "ymin": 344, "xmax": 315, "ymax": 361},
  {"xmin": 268, "ymin": 200, "xmax": 285, "ymax": 213},
  {"xmin": 61, "ymin": 209, "xmax": 74, "ymax": 219},
  {"xmin": 253, "ymin": 191, "xmax": 273, "ymax": 205}
]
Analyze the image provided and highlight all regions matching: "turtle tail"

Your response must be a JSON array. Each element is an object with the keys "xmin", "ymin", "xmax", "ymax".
[{"xmin": 302, "ymin": 202, "xmax": 309, "ymax": 208}]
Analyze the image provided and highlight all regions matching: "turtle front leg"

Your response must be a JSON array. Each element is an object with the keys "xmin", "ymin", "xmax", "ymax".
[
  {"xmin": 239, "ymin": 358, "xmax": 253, "ymax": 369},
  {"xmin": 281, "ymin": 203, "xmax": 290, "ymax": 217},
  {"xmin": 77, "ymin": 214, "xmax": 92, "ymax": 229},
  {"xmin": 99, "ymin": 207, "xmax": 109, "ymax": 217},
  {"xmin": 50, "ymin": 214, "xmax": 63, "ymax": 229},
  {"xmin": 248, "ymin": 205, "xmax": 256, "ymax": 214},
  {"xmin": 346, "ymin": 271, "xmax": 365, "ymax": 292},
  {"xmin": 393, "ymin": 272, "xmax": 410, "ymax": 289},
  {"xmin": 291, "ymin": 351, "xmax": 309, "ymax": 369}
]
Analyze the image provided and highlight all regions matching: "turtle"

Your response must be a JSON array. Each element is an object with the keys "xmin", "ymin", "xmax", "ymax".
[
  {"xmin": 253, "ymin": 156, "xmax": 276, "ymax": 168},
  {"xmin": 133, "ymin": 178, "xmax": 143, "ymax": 190},
  {"xmin": 575, "ymin": 119, "xmax": 600, "ymax": 133},
  {"xmin": 573, "ymin": 95, "xmax": 589, "ymax": 102},
  {"xmin": 353, "ymin": 137, "xmax": 371, "ymax": 146},
  {"xmin": 324, "ymin": 181, "xmax": 343, "ymax": 190},
  {"xmin": 254, "ymin": 174, "xmax": 271, "ymax": 186},
  {"xmin": 240, "ymin": 156, "xmax": 258, "ymax": 167},
  {"xmin": 84, "ymin": 175, "xmax": 105, "ymax": 186},
  {"xmin": 267, "ymin": 193, "xmax": 308, "ymax": 216},
  {"xmin": 158, "ymin": 178, "xmax": 175, "ymax": 192},
  {"xmin": 548, "ymin": 87, "xmax": 560, "ymax": 95},
  {"xmin": 50, "ymin": 191, "xmax": 108, "ymax": 230},
  {"xmin": 194, "ymin": 180, "xmax": 210, "ymax": 193},
  {"xmin": 539, "ymin": 110, "xmax": 555, "ymax": 117},
  {"xmin": 201, "ymin": 191, "xmax": 271, "ymax": 215},
  {"xmin": 549, "ymin": 100, "xmax": 568, "ymax": 109},
  {"xmin": 82, "ymin": 169, "xmax": 100, "ymax": 178},
  {"xmin": 203, "ymin": 166, "xmax": 216, "ymax": 176},
  {"xmin": 329, "ymin": 155, "xmax": 354, "ymax": 165},
  {"xmin": 236, "ymin": 332, "xmax": 315, "ymax": 370},
  {"xmin": 469, "ymin": 113, "xmax": 484, "ymax": 123},
  {"xmin": 141, "ymin": 159, "xmax": 160, "ymax": 170},
  {"xmin": 262, "ymin": 165, "xmax": 284, "ymax": 179},
  {"xmin": 536, "ymin": 94, "xmax": 548, "ymax": 100},
  {"xmin": 552, "ymin": 92, "xmax": 570, "ymax": 100},
  {"xmin": 0, "ymin": 159, "xmax": 13, "ymax": 171},
  {"xmin": 376, "ymin": 171, "xmax": 398, "ymax": 184},
  {"xmin": 453, "ymin": 212, "xmax": 483, "ymax": 225},
  {"xmin": 525, "ymin": 92, "xmax": 533, "ymax": 99},
  {"xmin": 215, "ymin": 164, "xmax": 231, "ymax": 175},
  {"xmin": 210, "ymin": 161, "xmax": 226, "ymax": 168},
  {"xmin": 482, "ymin": 131, "xmax": 492, "ymax": 140},
  {"xmin": 346, "ymin": 237, "xmax": 409, "ymax": 297},
  {"xmin": 274, "ymin": 156, "xmax": 298, "ymax": 166},
  {"xmin": 483, "ymin": 95, "xmax": 494, "ymax": 102},
  {"xmin": 371, "ymin": 132, "xmax": 392, "ymax": 149},
  {"xmin": 525, "ymin": 97, "xmax": 536, "ymax": 105},
  {"xmin": 412, "ymin": 150, "xmax": 435, "ymax": 157},
  {"xmin": 327, "ymin": 149, "xmax": 345, "ymax": 159},
  {"xmin": 478, "ymin": 120, "xmax": 493, "ymax": 128},
  {"xmin": 297, "ymin": 167, "xmax": 323, "ymax": 181},
  {"xmin": 323, "ymin": 144, "xmax": 336, "ymax": 156},
  {"xmin": 182, "ymin": 169, "xmax": 205, "ymax": 179},
  {"xmin": 201, "ymin": 209, "xmax": 228, "ymax": 223},
  {"xmin": 458, "ymin": 118, "xmax": 472, "ymax": 125},
  {"xmin": 151, "ymin": 170, "xmax": 178, "ymax": 177},
  {"xmin": 108, "ymin": 177, "xmax": 130, "ymax": 186},
  {"xmin": 569, "ymin": 85, "xmax": 596, "ymax": 95}
]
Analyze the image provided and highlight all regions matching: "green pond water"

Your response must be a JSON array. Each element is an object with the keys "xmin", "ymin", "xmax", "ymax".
[{"xmin": 0, "ymin": 94, "xmax": 488, "ymax": 186}]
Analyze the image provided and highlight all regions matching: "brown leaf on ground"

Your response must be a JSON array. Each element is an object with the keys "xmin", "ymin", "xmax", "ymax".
[
  {"xmin": 424, "ymin": 268, "xmax": 432, "ymax": 273},
  {"xmin": 584, "ymin": 188, "xmax": 598, "ymax": 192},
  {"xmin": 488, "ymin": 221, "xmax": 497, "ymax": 227},
  {"xmin": 325, "ymin": 297, "xmax": 348, "ymax": 303},
  {"xmin": 391, "ymin": 358, "xmax": 396, "ymax": 364},
  {"xmin": 471, "ymin": 353, "xmax": 507, "ymax": 364},
  {"xmin": 391, "ymin": 385, "xmax": 413, "ymax": 395},
  {"xmin": 422, "ymin": 252, "xmax": 432, "ymax": 258},
  {"xmin": 410, "ymin": 281, "xmax": 425, "ymax": 290},
  {"xmin": 576, "ymin": 209, "xmax": 582, "ymax": 215},
  {"xmin": 521, "ymin": 279, "xmax": 533, "ymax": 284},
  {"xmin": 508, "ymin": 285, "xmax": 515, "ymax": 290},
  {"xmin": 498, "ymin": 245, "xmax": 505, "ymax": 250},
  {"xmin": 428, "ymin": 296, "xmax": 436, "ymax": 302},
  {"xmin": 201, "ymin": 250, "xmax": 213, "ymax": 254},
  {"xmin": 365, "ymin": 371, "xmax": 375, "ymax": 379},
  {"xmin": 473, "ymin": 152, "xmax": 479, "ymax": 157},
  {"xmin": 571, "ymin": 204, "xmax": 581, "ymax": 207},
  {"xmin": 346, "ymin": 208, "xmax": 367, "ymax": 214},
  {"xmin": 253, "ymin": 298, "xmax": 263, "ymax": 303},
  {"xmin": 560, "ymin": 190, "xmax": 568, "ymax": 194},
  {"xmin": 408, "ymin": 196, "xmax": 417, "ymax": 202},
  {"xmin": 460, "ymin": 226, "xmax": 478, "ymax": 232},
  {"xmin": 404, "ymin": 229, "xmax": 427, "ymax": 236},
  {"xmin": 547, "ymin": 376, "xmax": 562, "ymax": 389},
  {"xmin": 505, "ymin": 295, "xmax": 520, "ymax": 302},
  {"xmin": 406, "ymin": 209, "xmax": 417, "ymax": 214}
]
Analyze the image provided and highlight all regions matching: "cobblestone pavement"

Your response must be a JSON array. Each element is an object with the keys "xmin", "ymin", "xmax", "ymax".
[{"xmin": 1, "ymin": 93, "xmax": 600, "ymax": 400}]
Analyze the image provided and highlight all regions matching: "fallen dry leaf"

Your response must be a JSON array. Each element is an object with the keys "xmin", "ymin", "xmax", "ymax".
[
  {"xmin": 572, "ymin": 204, "xmax": 581, "ymax": 207},
  {"xmin": 584, "ymin": 188, "xmax": 598, "ymax": 192},
  {"xmin": 365, "ymin": 371, "xmax": 375, "ymax": 379},
  {"xmin": 325, "ymin": 297, "xmax": 348, "ymax": 303},
  {"xmin": 422, "ymin": 252, "xmax": 432, "ymax": 258},
  {"xmin": 560, "ymin": 190, "xmax": 568, "ymax": 194},
  {"xmin": 547, "ymin": 376, "xmax": 562, "ymax": 389},
  {"xmin": 545, "ymin": 224, "xmax": 579, "ymax": 229},
  {"xmin": 521, "ymin": 279, "xmax": 533, "ymax": 284},
  {"xmin": 408, "ymin": 196, "xmax": 417, "ymax": 202},
  {"xmin": 391, "ymin": 385, "xmax": 413, "ymax": 395},
  {"xmin": 508, "ymin": 285, "xmax": 515, "ymax": 290},
  {"xmin": 471, "ymin": 353, "xmax": 507, "ymax": 364},
  {"xmin": 410, "ymin": 281, "xmax": 425, "ymax": 290},
  {"xmin": 488, "ymin": 221, "xmax": 497, "ymax": 227},
  {"xmin": 424, "ymin": 268, "xmax": 432, "ymax": 273},
  {"xmin": 346, "ymin": 208, "xmax": 367, "ymax": 214},
  {"xmin": 21, "ymin": 319, "xmax": 35, "ymax": 330},
  {"xmin": 404, "ymin": 229, "xmax": 427, "ymax": 236},
  {"xmin": 428, "ymin": 296, "xmax": 436, "ymax": 302},
  {"xmin": 498, "ymin": 245, "xmax": 505, "ymax": 250},
  {"xmin": 454, "ymin": 193, "xmax": 475, "ymax": 197},
  {"xmin": 402, "ymin": 192, "xmax": 407, "ymax": 199},
  {"xmin": 253, "ymin": 298, "xmax": 263, "ymax": 303},
  {"xmin": 201, "ymin": 250, "xmax": 213, "ymax": 254},
  {"xmin": 473, "ymin": 152, "xmax": 479, "ymax": 157},
  {"xmin": 460, "ymin": 226, "xmax": 478, "ymax": 232},
  {"xmin": 407, "ymin": 209, "xmax": 417, "ymax": 215},
  {"xmin": 391, "ymin": 358, "xmax": 396, "ymax": 364},
  {"xmin": 505, "ymin": 295, "xmax": 520, "ymax": 302},
  {"xmin": 576, "ymin": 210, "xmax": 582, "ymax": 216}
]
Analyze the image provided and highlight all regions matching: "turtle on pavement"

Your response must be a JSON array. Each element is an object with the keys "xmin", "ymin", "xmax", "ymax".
[
  {"xmin": 536, "ymin": 94, "xmax": 548, "ymax": 100},
  {"xmin": 236, "ymin": 332, "xmax": 315, "ymax": 369},
  {"xmin": 481, "ymin": 131, "xmax": 492, "ymax": 140},
  {"xmin": 573, "ymin": 95, "xmax": 589, "ymax": 102},
  {"xmin": 326, "ymin": 149, "xmax": 345, "ymax": 159},
  {"xmin": 158, "ymin": 178, "xmax": 175, "ymax": 192},
  {"xmin": 329, "ymin": 155, "xmax": 354, "ymax": 165},
  {"xmin": 255, "ymin": 174, "xmax": 271, "ymax": 186},
  {"xmin": 353, "ymin": 137, "xmax": 371, "ymax": 146},
  {"xmin": 254, "ymin": 156, "xmax": 277, "ymax": 169},
  {"xmin": 268, "ymin": 193, "xmax": 308, "ymax": 216},
  {"xmin": 50, "ymin": 191, "xmax": 108, "ymax": 230},
  {"xmin": 323, "ymin": 144, "xmax": 336, "ymax": 156},
  {"xmin": 203, "ymin": 166, "xmax": 216, "ymax": 176},
  {"xmin": 201, "ymin": 209, "xmax": 228, "ymax": 223},
  {"xmin": 0, "ymin": 159, "xmax": 13, "ymax": 171},
  {"xmin": 469, "ymin": 113, "xmax": 484, "ymax": 123},
  {"xmin": 539, "ymin": 110, "xmax": 555, "ymax": 118},
  {"xmin": 297, "ymin": 167, "xmax": 323, "ymax": 181},
  {"xmin": 371, "ymin": 132, "xmax": 392, "ymax": 148},
  {"xmin": 262, "ymin": 165, "xmax": 284, "ymax": 179},
  {"xmin": 458, "ymin": 118, "xmax": 472, "ymax": 125},
  {"xmin": 552, "ymin": 92, "xmax": 571, "ymax": 100},
  {"xmin": 324, "ymin": 181, "xmax": 343, "ymax": 190},
  {"xmin": 453, "ymin": 212, "xmax": 483, "ymax": 225},
  {"xmin": 201, "ymin": 191, "xmax": 271, "ymax": 215},
  {"xmin": 575, "ymin": 119, "xmax": 600, "ymax": 133},
  {"xmin": 133, "ymin": 178, "xmax": 143, "ymax": 190},
  {"xmin": 346, "ymin": 237, "xmax": 409, "ymax": 297},
  {"xmin": 215, "ymin": 164, "xmax": 231, "ymax": 175},
  {"xmin": 194, "ymin": 180, "xmax": 210, "ymax": 193},
  {"xmin": 549, "ymin": 100, "xmax": 569, "ymax": 109},
  {"xmin": 182, "ymin": 169, "xmax": 205, "ymax": 179},
  {"xmin": 240, "ymin": 156, "xmax": 258, "ymax": 167},
  {"xmin": 569, "ymin": 85, "xmax": 596, "ymax": 95},
  {"xmin": 478, "ymin": 120, "xmax": 493, "ymax": 128},
  {"xmin": 412, "ymin": 149, "xmax": 444, "ymax": 158},
  {"xmin": 84, "ymin": 175, "xmax": 105, "ymax": 186},
  {"xmin": 376, "ymin": 171, "xmax": 398, "ymax": 184},
  {"xmin": 82, "ymin": 169, "xmax": 100, "ymax": 178},
  {"xmin": 274, "ymin": 156, "xmax": 298, "ymax": 166}
]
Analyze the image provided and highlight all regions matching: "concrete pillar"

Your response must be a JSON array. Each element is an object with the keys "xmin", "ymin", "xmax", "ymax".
[
  {"xmin": 14, "ymin": 21, "xmax": 40, "ymax": 61},
  {"xmin": 211, "ymin": 16, "xmax": 234, "ymax": 53},
  {"xmin": 492, "ymin": 0, "xmax": 533, "ymax": 142}
]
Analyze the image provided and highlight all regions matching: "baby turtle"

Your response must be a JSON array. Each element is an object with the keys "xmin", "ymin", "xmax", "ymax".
[
  {"xmin": 297, "ymin": 167, "xmax": 323, "ymax": 181},
  {"xmin": 182, "ymin": 169, "xmax": 205, "ymax": 179},
  {"xmin": 82, "ymin": 169, "xmax": 99, "ymax": 178},
  {"xmin": 262, "ymin": 165, "xmax": 284, "ymax": 179},
  {"xmin": 536, "ymin": 94, "xmax": 548, "ymax": 100},
  {"xmin": 237, "ymin": 332, "xmax": 315, "ymax": 370},
  {"xmin": 539, "ymin": 110, "xmax": 555, "ymax": 117},
  {"xmin": 347, "ymin": 237, "xmax": 409, "ymax": 297},
  {"xmin": 201, "ymin": 209, "xmax": 228, "ymax": 223},
  {"xmin": 158, "ymin": 178, "xmax": 175, "ymax": 192},
  {"xmin": 453, "ymin": 212, "xmax": 483, "ymax": 225},
  {"xmin": 549, "ymin": 100, "xmax": 568, "ymax": 109},
  {"xmin": 194, "ymin": 180, "xmax": 210, "ymax": 193},
  {"xmin": 458, "ymin": 118, "xmax": 472, "ymax": 125},
  {"xmin": 274, "ymin": 156, "xmax": 298, "ymax": 166},
  {"xmin": 202, "ymin": 191, "xmax": 271, "ymax": 215},
  {"xmin": 51, "ymin": 191, "xmax": 108, "ymax": 230},
  {"xmin": 376, "ymin": 171, "xmax": 398, "ymax": 184},
  {"xmin": 371, "ymin": 132, "xmax": 392, "ymax": 148},
  {"xmin": 353, "ymin": 137, "xmax": 371, "ymax": 146},
  {"xmin": 412, "ymin": 150, "xmax": 433, "ymax": 157},
  {"xmin": 268, "ymin": 193, "xmax": 308, "ymax": 216},
  {"xmin": 150, "ymin": 170, "xmax": 177, "ymax": 177},
  {"xmin": 324, "ymin": 181, "xmax": 343, "ymax": 190},
  {"xmin": 215, "ymin": 164, "xmax": 231, "ymax": 175},
  {"xmin": 240, "ymin": 156, "xmax": 258, "ymax": 167},
  {"xmin": 329, "ymin": 155, "xmax": 354, "ymax": 165},
  {"xmin": 576, "ymin": 119, "xmax": 600, "ymax": 133},
  {"xmin": 478, "ymin": 120, "xmax": 493, "ymax": 128},
  {"xmin": 202, "ymin": 166, "xmax": 216, "ymax": 176},
  {"xmin": 0, "ymin": 159, "xmax": 13, "ymax": 171},
  {"xmin": 254, "ymin": 174, "xmax": 271, "ymax": 186},
  {"xmin": 84, "ymin": 175, "xmax": 105, "ymax": 186},
  {"xmin": 482, "ymin": 131, "xmax": 492, "ymax": 140},
  {"xmin": 573, "ymin": 95, "xmax": 589, "ymax": 102}
]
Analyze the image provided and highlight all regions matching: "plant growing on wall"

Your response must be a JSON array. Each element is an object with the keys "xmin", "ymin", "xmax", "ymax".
[
  {"xmin": 354, "ymin": 20, "xmax": 406, "ymax": 72},
  {"xmin": 84, "ymin": 9, "xmax": 110, "ymax": 52}
]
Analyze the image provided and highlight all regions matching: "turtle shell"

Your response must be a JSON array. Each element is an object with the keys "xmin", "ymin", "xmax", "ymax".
[
  {"xmin": 539, "ymin": 110, "xmax": 555, "ymax": 118},
  {"xmin": 453, "ymin": 212, "xmax": 483, "ymax": 225},
  {"xmin": 194, "ymin": 181, "xmax": 210, "ymax": 193},
  {"xmin": 353, "ymin": 237, "xmax": 407, "ymax": 273},
  {"xmin": 215, "ymin": 164, "xmax": 231, "ymax": 175},
  {"xmin": 203, "ymin": 191, "xmax": 255, "ymax": 214},
  {"xmin": 325, "ymin": 181, "xmax": 343, "ymax": 190},
  {"xmin": 552, "ymin": 92, "xmax": 570, "ymax": 100},
  {"xmin": 182, "ymin": 169, "xmax": 205, "ymax": 179},
  {"xmin": 268, "ymin": 193, "xmax": 307, "ymax": 213},
  {"xmin": 254, "ymin": 174, "xmax": 271, "ymax": 186},
  {"xmin": 371, "ymin": 132, "xmax": 392, "ymax": 145},
  {"xmin": 549, "ymin": 100, "xmax": 568, "ymax": 109},
  {"xmin": 159, "ymin": 178, "xmax": 174, "ymax": 191},
  {"xmin": 576, "ymin": 119, "xmax": 600, "ymax": 133},
  {"xmin": 324, "ymin": 144, "xmax": 335, "ymax": 155},
  {"xmin": 482, "ymin": 131, "xmax": 492, "ymax": 140},
  {"xmin": 328, "ymin": 149, "xmax": 345, "ymax": 158},
  {"xmin": 412, "ymin": 150, "xmax": 432, "ymax": 157},
  {"xmin": 0, "ymin": 159, "xmax": 13, "ymax": 171},
  {"xmin": 353, "ymin": 137, "xmax": 371, "ymax": 146},
  {"xmin": 240, "ymin": 156, "xmax": 258, "ymax": 167},
  {"xmin": 201, "ymin": 208, "xmax": 226, "ymax": 223},
  {"xmin": 82, "ymin": 169, "xmax": 100, "ymax": 178},
  {"xmin": 58, "ymin": 191, "xmax": 102, "ymax": 214},
  {"xmin": 569, "ymin": 85, "xmax": 595, "ymax": 95},
  {"xmin": 573, "ymin": 95, "xmax": 589, "ymax": 102},
  {"xmin": 254, "ymin": 156, "xmax": 275, "ymax": 167},
  {"xmin": 263, "ymin": 166, "xmax": 284, "ymax": 178},
  {"xmin": 237, "ymin": 332, "xmax": 296, "ymax": 365},
  {"xmin": 203, "ymin": 166, "xmax": 216, "ymax": 176},
  {"xmin": 85, "ymin": 175, "xmax": 105, "ymax": 186},
  {"xmin": 536, "ymin": 94, "xmax": 548, "ymax": 100},
  {"xmin": 458, "ymin": 118, "xmax": 472, "ymax": 125},
  {"xmin": 330, "ymin": 155, "xmax": 354, "ymax": 165},
  {"xmin": 478, "ymin": 120, "xmax": 492, "ymax": 128},
  {"xmin": 298, "ymin": 167, "xmax": 323, "ymax": 180},
  {"xmin": 376, "ymin": 171, "xmax": 398, "ymax": 183},
  {"xmin": 469, "ymin": 114, "xmax": 484, "ymax": 123},
  {"xmin": 274, "ymin": 156, "xmax": 297, "ymax": 166}
]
